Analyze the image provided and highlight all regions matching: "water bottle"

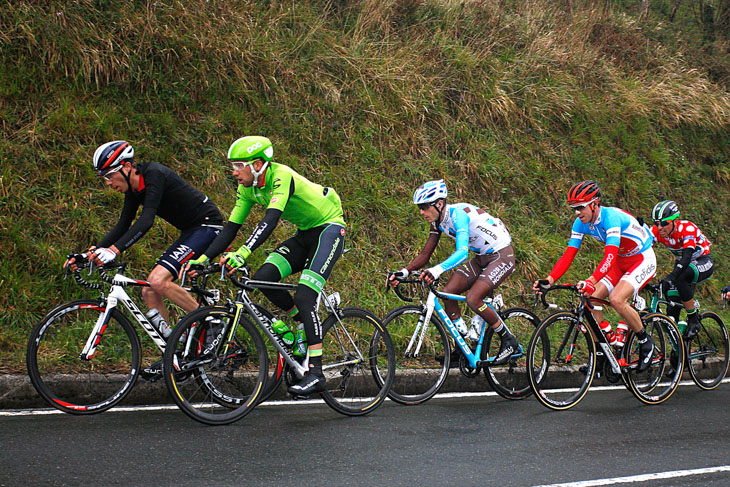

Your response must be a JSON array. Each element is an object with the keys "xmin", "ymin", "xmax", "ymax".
[
  {"xmin": 146, "ymin": 308, "xmax": 172, "ymax": 339},
  {"xmin": 599, "ymin": 320, "xmax": 615, "ymax": 343},
  {"xmin": 467, "ymin": 315, "xmax": 484, "ymax": 342},
  {"xmin": 612, "ymin": 321, "xmax": 628, "ymax": 348},
  {"xmin": 293, "ymin": 323, "xmax": 307, "ymax": 357},
  {"xmin": 453, "ymin": 317, "xmax": 468, "ymax": 336},
  {"xmin": 271, "ymin": 319, "xmax": 295, "ymax": 346}
]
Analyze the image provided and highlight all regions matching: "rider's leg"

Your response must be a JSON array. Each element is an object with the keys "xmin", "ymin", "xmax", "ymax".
[{"xmin": 142, "ymin": 265, "xmax": 198, "ymax": 323}]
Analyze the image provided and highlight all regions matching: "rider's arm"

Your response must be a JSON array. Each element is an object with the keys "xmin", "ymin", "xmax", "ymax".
[
  {"xmin": 589, "ymin": 244, "xmax": 619, "ymax": 282},
  {"xmin": 668, "ymin": 247, "xmax": 693, "ymax": 281},
  {"xmin": 237, "ymin": 169, "xmax": 295, "ymax": 253},
  {"xmin": 427, "ymin": 207, "xmax": 469, "ymax": 278},
  {"xmin": 198, "ymin": 220, "xmax": 243, "ymax": 260},
  {"xmin": 405, "ymin": 224, "xmax": 440, "ymax": 271},
  {"xmin": 97, "ymin": 194, "xmax": 138, "ymax": 250}
]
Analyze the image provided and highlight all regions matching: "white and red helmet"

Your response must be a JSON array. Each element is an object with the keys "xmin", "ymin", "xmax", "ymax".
[{"xmin": 93, "ymin": 140, "xmax": 134, "ymax": 176}]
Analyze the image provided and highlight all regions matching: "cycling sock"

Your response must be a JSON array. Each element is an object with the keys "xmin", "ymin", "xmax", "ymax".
[
  {"xmin": 636, "ymin": 329, "xmax": 648, "ymax": 341},
  {"xmin": 308, "ymin": 352, "xmax": 323, "ymax": 376},
  {"xmin": 494, "ymin": 323, "xmax": 508, "ymax": 338}
]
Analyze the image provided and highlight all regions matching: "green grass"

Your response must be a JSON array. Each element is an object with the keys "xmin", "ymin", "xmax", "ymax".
[{"xmin": 2, "ymin": 0, "xmax": 730, "ymax": 372}]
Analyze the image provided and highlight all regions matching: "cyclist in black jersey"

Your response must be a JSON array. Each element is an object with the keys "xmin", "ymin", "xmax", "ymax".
[
  {"xmin": 65, "ymin": 141, "xmax": 223, "ymax": 377},
  {"xmin": 185, "ymin": 136, "xmax": 346, "ymax": 396}
]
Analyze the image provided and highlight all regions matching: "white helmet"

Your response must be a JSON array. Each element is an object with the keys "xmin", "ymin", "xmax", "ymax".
[{"xmin": 413, "ymin": 179, "xmax": 447, "ymax": 205}]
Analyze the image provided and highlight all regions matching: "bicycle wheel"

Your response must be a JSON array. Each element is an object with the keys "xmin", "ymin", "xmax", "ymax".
[
  {"xmin": 163, "ymin": 306, "xmax": 267, "ymax": 425},
  {"xmin": 26, "ymin": 299, "xmax": 140, "ymax": 414},
  {"xmin": 320, "ymin": 307, "xmax": 395, "ymax": 416},
  {"xmin": 483, "ymin": 307, "xmax": 542, "ymax": 400},
  {"xmin": 624, "ymin": 312, "xmax": 684, "ymax": 405},
  {"xmin": 374, "ymin": 305, "xmax": 450, "ymax": 405},
  {"xmin": 687, "ymin": 311, "xmax": 729, "ymax": 390},
  {"xmin": 527, "ymin": 311, "xmax": 596, "ymax": 411}
]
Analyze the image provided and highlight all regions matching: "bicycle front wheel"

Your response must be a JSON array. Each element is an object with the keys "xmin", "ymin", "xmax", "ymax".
[
  {"xmin": 26, "ymin": 299, "xmax": 141, "ymax": 414},
  {"xmin": 687, "ymin": 311, "xmax": 729, "ymax": 390},
  {"xmin": 483, "ymin": 307, "xmax": 541, "ymax": 400},
  {"xmin": 527, "ymin": 311, "xmax": 596, "ymax": 411},
  {"xmin": 163, "ymin": 306, "xmax": 267, "ymax": 425},
  {"xmin": 320, "ymin": 307, "xmax": 395, "ymax": 416},
  {"xmin": 375, "ymin": 305, "xmax": 450, "ymax": 405},
  {"xmin": 624, "ymin": 312, "xmax": 684, "ymax": 405}
]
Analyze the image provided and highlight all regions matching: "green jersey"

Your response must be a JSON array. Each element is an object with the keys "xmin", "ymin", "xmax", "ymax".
[{"xmin": 229, "ymin": 162, "xmax": 345, "ymax": 229}]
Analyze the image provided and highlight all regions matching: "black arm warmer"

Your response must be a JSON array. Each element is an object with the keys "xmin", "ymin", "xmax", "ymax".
[
  {"xmin": 669, "ymin": 247, "xmax": 694, "ymax": 280},
  {"xmin": 203, "ymin": 221, "xmax": 242, "ymax": 259},
  {"xmin": 244, "ymin": 209, "xmax": 283, "ymax": 252}
]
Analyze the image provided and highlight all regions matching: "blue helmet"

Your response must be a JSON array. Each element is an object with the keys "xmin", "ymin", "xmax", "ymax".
[{"xmin": 413, "ymin": 179, "xmax": 447, "ymax": 205}]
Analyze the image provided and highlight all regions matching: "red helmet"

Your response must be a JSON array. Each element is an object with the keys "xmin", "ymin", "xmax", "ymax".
[{"xmin": 567, "ymin": 180, "xmax": 601, "ymax": 206}]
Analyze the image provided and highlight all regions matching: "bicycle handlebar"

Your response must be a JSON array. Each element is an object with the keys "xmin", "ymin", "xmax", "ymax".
[{"xmin": 534, "ymin": 283, "xmax": 595, "ymax": 311}]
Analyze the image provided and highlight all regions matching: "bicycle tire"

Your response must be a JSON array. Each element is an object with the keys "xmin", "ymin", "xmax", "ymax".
[
  {"xmin": 163, "ymin": 305, "xmax": 267, "ymax": 425},
  {"xmin": 26, "ymin": 299, "xmax": 141, "ymax": 414},
  {"xmin": 373, "ymin": 305, "xmax": 450, "ymax": 405},
  {"xmin": 483, "ymin": 307, "xmax": 542, "ymax": 400},
  {"xmin": 687, "ymin": 311, "xmax": 729, "ymax": 390},
  {"xmin": 527, "ymin": 311, "xmax": 596, "ymax": 411},
  {"xmin": 624, "ymin": 312, "xmax": 684, "ymax": 405},
  {"xmin": 320, "ymin": 307, "xmax": 395, "ymax": 416}
]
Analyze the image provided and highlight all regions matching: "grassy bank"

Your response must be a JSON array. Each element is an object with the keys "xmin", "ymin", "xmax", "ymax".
[{"xmin": 1, "ymin": 0, "xmax": 729, "ymax": 371}]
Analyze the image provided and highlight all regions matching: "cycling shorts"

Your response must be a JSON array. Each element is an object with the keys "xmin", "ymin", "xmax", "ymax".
[
  {"xmin": 263, "ymin": 223, "xmax": 346, "ymax": 293},
  {"xmin": 157, "ymin": 225, "xmax": 222, "ymax": 278},
  {"xmin": 455, "ymin": 245, "xmax": 515, "ymax": 288},
  {"xmin": 600, "ymin": 248, "xmax": 656, "ymax": 294}
]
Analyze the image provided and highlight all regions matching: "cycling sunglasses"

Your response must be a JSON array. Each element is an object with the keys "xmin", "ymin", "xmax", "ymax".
[
  {"xmin": 655, "ymin": 219, "xmax": 672, "ymax": 227},
  {"xmin": 417, "ymin": 203, "xmax": 434, "ymax": 211},
  {"xmin": 231, "ymin": 161, "xmax": 252, "ymax": 170},
  {"xmin": 100, "ymin": 166, "xmax": 123, "ymax": 181}
]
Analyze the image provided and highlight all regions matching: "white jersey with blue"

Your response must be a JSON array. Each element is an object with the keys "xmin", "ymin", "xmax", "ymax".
[
  {"xmin": 432, "ymin": 203, "xmax": 512, "ymax": 274},
  {"xmin": 568, "ymin": 206, "xmax": 653, "ymax": 256}
]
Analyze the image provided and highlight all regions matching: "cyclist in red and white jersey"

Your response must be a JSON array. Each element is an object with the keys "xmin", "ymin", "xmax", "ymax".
[
  {"xmin": 532, "ymin": 180, "xmax": 656, "ymax": 371},
  {"xmin": 650, "ymin": 200, "xmax": 713, "ymax": 339}
]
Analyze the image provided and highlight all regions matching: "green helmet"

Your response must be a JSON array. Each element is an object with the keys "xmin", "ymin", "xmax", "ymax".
[
  {"xmin": 228, "ymin": 136, "xmax": 274, "ymax": 162},
  {"xmin": 651, "ymin": 200, "xmax": 680, "ymax": 222}
]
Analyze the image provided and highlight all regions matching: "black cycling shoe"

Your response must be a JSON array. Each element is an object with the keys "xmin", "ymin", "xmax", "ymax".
[
  {"xmin": 492, "ymin": 334, "xmax": 519, "ymax": 366},
  {"xmin": 435, "ymin": 349, "xmax": 463, "ymax": 369},
  {"xmin": 637, "ymin": 335, "xmax": 655, "ymax": 372},
  {"xmin": 683, "ymin": 314, "xmax": 701, "ymax": 340},
  {"xmin": 287, "ymin": 372, "xmax": 326, "ymax": 396},
  {"xmin": 140, "ymin": 360, "xmax": 163, "ymax": 382}
]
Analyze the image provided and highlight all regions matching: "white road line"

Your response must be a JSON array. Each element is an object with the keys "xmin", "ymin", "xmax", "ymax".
[
  {"xmin": 1, "ymin": 378, "xmax": 727, "ymax": 417},
  {"xmin": 533, "ymin": 465, "xmax": 730, "ymax": 487}
]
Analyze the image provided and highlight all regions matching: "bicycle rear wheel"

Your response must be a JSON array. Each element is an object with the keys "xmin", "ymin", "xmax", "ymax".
[
  {"xmin": 163, "ymin": 306, "xmax": 267, "ymax": 425},
  {"xmin": 624, "ymin": 312, "xmax": 684, "ymax": 405},
  {"xmin": 374, "ymin": 305, "xmax": 450, "ymax": 405},
  {"xmin": 527, "ymin": 311, "xmax": 596, "ymax": 411},
  {"xmin": 320, "ymin": 307, "xmax": 395, "ymax": 416},
  {"xmin": 26, "ymin": 299, "xmax": 141, "ymax": 414},
  {"xmin": 687, "ymin": 311, "xmax": 729, "ymax": 390},
  {"xmin": 483, "ymin": 307, "xmax": 542, "ymax": 400}
]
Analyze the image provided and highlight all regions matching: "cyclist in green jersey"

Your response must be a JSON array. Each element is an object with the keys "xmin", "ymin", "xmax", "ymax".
[{"xmin": 186, "ymin": 136, "xmax": 346, "ymax": 396}]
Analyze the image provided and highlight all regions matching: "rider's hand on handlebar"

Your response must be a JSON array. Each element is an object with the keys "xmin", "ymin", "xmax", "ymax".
[
  {"xmin": 182, "ymin": 254, "xmax": 209, "ymax": 279},
  {"xmin": 576, "ymin": 279, "xmax": 595, "ymax": 296},
  {"xmin": 419, "ymin": 268, "xmax": 438, "ymax": 285},
  {"xmin": 532, "ymin": 278, "xmax": 552, "ymax": 292},
  {"xmin": 89, "ymin": 246, "xmax": 118, "ymax": 267},
  {"xmin": 386, "ymin": 268, "xmax": 409, "ymax": 289}
]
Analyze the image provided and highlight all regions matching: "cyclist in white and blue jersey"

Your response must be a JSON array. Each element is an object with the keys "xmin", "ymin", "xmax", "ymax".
[
  {"xmin": 533, "ymin": 180, "xmax": 657, "ymax": 371},
  {"xmin": 388, "ymin": 179, "xmax": 518, "ymax": 365}
]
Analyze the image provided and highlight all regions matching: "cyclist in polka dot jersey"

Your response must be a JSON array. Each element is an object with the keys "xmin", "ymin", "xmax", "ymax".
[{"xmin": 650, "ymin": 200, "xmax": 713, "ymax": 339}]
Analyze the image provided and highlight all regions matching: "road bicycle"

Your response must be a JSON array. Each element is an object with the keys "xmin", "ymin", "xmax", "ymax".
[
  {"xmin": 637, "ymin": 282, "xmax": 729, "ymax": 390},
  {"xmin": 372, "ymin": 274, "xmax": 543, "ymax": 405},
  {"xmin": 162, "ymin": 264, "xmax": 395, "ymax": 425},
  {"xmin": 527, "ymin": 282, "xmax": 685, "ymax": 411},
  {"xmin": 26, "ymin": 254, "xmax": 220, "ymax": 414}
]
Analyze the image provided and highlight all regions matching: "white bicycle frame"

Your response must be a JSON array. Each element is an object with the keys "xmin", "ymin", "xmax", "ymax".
[{"xmin": 79, "ymin": 272, "xmax": 167, "ymax": 360}]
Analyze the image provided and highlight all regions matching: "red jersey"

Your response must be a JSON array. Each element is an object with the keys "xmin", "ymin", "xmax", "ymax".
[{"xmin": 651, "ymin": 220, "xmax": 711, "ymax": 260}]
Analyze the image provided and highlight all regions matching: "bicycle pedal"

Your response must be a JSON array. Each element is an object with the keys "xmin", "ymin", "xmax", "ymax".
[{"xmin": 290, "ymin": 393, "xmax": 311, "ymax": 400}]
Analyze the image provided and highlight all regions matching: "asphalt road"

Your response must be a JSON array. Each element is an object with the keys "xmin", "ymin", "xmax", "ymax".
[{"xmin": 1, "ymin": 382, "xmax": 728, "ymax": 487}]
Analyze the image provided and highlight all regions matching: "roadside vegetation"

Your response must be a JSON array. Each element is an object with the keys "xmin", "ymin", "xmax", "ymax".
[{"xmin": 2, "ymin": 0, "xmax": 729, "ymax": 371}]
